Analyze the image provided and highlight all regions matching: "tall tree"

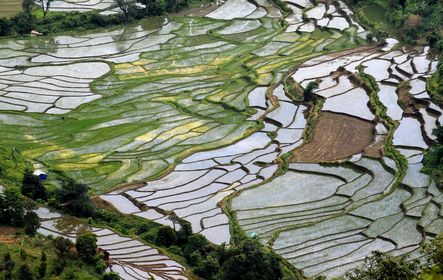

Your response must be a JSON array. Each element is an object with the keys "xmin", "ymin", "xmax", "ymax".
[
  {"xmin": 22, "ymin": 0, "xmax": 34, "ymax": 14},
  {"xmin": 35, "ymin": 0, "xmax": 52, "ymax": 18},
  {"xmin": 57, "ymin": 176, "xmax": 95, "ymax": 217},
  {"xmin": 0, "ymin": 188, "xmax": 24, "ymax": 227},
  {"xmin": 113, "ymin": 0, "xmax": 131, "ymax": 18},
  {"xmin": 22, "ymin": 169, "xmax": 47, "ymax": 201}
]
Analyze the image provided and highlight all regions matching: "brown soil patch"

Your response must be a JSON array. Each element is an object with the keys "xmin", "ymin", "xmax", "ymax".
[
  {"xmin": 0, "ymin": 226, "xmax": 20, "ymax": 244},
  {"xmin": 291, "ymin": 112, "xmax": 375, "ymax": 162}
]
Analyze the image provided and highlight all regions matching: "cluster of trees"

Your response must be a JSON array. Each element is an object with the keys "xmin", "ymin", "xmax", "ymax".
[
  {"xmin": 0, "ymin": 0, "xmax": 192, "ymax": 36},
  {"xmin": 0, "ymin": 251, "xmax": 52, "ymax": 280},
  {"xmin": 350, "ymin": 0, "xmax": 442, "ymax": 48},
  {"xmin": 0, "ymin": 166, "xmax": 96, "ymax": 238},
  {"xmin": 51, "ymin": 174, "xmax": 96, "ymax": 217},
  {"xmin": 137, "ymin": 219, "xmax": 287, "ymax": 280},
  {"xmin": 345, "ymin": 237, "xmax": 443, "ymax": 280},
  {"xmin": 284, "ymin": 78, "xmax": 320, "ymax": 102},
  {"xmin": 0, "ymin": 235, "xmax": 119, "ymax": 279},
  {"xmin": 19, "ymin": 168, "xmax": 96, "ymax": 217},
  {"xmin": 0, "ymin": 188, "xmax": 40, "ymax": 236}
]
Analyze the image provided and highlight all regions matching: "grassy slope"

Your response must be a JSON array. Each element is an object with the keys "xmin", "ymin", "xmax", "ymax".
[
  {"xmin": 0, "ymin": 147, "xmax": 31, "ymax": 188},
  {"xmin": 0, "ymin": 235, "xmax": 102, "ymax": 279}
]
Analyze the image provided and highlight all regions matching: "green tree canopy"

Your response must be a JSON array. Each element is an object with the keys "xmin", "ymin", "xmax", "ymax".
[
  {"xmin": 0, "ymin": 188, "xmax": 24, "ymax": 227},
  {"xmin": 23, "ymin": 211, "xmax": 40, "ymax": 236},
  {"xmin": 75, "ymin": 233, "xmax": 98, "ymax": 264}
]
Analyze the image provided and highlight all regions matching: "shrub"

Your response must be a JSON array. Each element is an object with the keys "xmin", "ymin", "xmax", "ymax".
[
  {"xmin": 103, "ymin": 272, "xmax": 120, "ymax": 280},
  {"xmin": 75, "ymin": 233, "xmax": 98, "ymax": 263},
  {"xmin": 2, "ymin": 252, "xmax": 15, "ymax": 279},
  {"xmin": 52, "ymin": 236, "xmax": 73, "ymax": 258}
]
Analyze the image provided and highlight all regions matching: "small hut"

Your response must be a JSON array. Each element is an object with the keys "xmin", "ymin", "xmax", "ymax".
[{"xmin": 33, "ymin": 170, "xmax": 48, "ymax": 181}]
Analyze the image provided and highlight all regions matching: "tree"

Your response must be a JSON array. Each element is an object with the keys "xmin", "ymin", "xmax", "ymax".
[
  {"xmin": 0, "ymin": 188, "xmax": 24, "ymax": 227},
  {"xmin": 18, "ymin": 264, "xmax": 34, "ymax": 280},
  {"xmin": 194, "ymin": 254, "xmax": 220, "ymax": 279},
  {"xmin": 23, "ymin": 211, "xmax": 40, "ymax": 236},
  {"xmin": 103, "ymin": 272, "xmax": 121, "ymax": 280},
  {"xmin": 433, "ymin": 126, "xmax": 443, "ymax": 145},
  {"xmin": 53, "ymin": 236, "xmax": 72, "ymax": 256},
  {"xmin": 57, "ymin": 176, "xmax": 95, "ymax": 217},
  {"xmin": 0, "ymin": 18, "xmax": 10, "ymax": 36},
  {"xmin": 183, "ymin": 234, "xmax": 209, "ymax": 260},
  {"xmin": 155, "ymin": 225, "xmax": 177, "ymax": 247},
  {"xmin": 22, "ymin": 169, "xmax": 47, "ymax": 201},
  {"xmin": 345, "ymin": 251, "xmax": 421, "ymax": 280},
  {"xmin": 303, "ymin": 80, "xmax": 320, "ymax": 101},
  {"xmin": 22, "ymin": 0, "xmax": 34, "ymax": 14},
  {"xmin": 177, "ymin": 220, "xmax": 192, "ymax": 243},
  {"xmin": 113, "ymin": 0, "xmax": 131, "ymax": 18},
  {"xmin": 76, "ymin": 233, "xmax": 98, "ymax": 263},
  {"xmin": 35, "ymin": 0, "xmax": 52, "ymax": 18}
]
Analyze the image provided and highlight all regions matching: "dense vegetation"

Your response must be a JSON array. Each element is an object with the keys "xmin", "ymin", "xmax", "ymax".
[
  {"xmin": 149, "ymin": 228, "xmax": 288, "ymax": 280},
  {"xmin": 0, "ymin": 148, "xmax": 31, "ymax": 189},
  {"xmin": 345, "ymin": 237, "xmax": 443, "ymax": 280},
  {"xmin": 0, "ymin": 147, "xmax": 298, "ymax": 280},
  {"xmin": 429, "ymin": 57, "xmax": 443, "ymax": 102},
  {"xmin": 0, "ymin": 0, "xmax": 197, "ymax": 36},
  {"xmin": 348, "ymin": 0, "xmax": 443, "ymax": 49},
  {"xmin": 0, "ymin": 234, "xmax": 118, "ymax": 279},
  {"xmin": 424, "ymin": 126, "xmax": 443, "ymax": 186},
  {"xmin": 92, "ymin": 208, "xmax": 298, "ymax": 280}
]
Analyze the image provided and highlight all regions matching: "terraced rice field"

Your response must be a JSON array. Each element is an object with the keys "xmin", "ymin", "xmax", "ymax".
[
  {"xmin": 0, "ymin": 0, "xmax": 363, "ymax": 193},
  {"xmin": 232, "ymin": 36, "xmax": 442, "ymax": 279},
  {"xmin": 0, "ymin": 0, "xmax": 21, "ymax": 17},
  {"xmin": 35, "ymin": 207, "xmax": 188, "ymax": 280},
  {"xmin": 0, "ymin": 0, "xmax": 442, "ymax": 279}
]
